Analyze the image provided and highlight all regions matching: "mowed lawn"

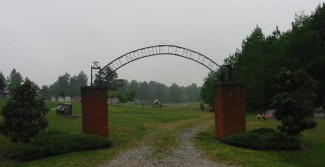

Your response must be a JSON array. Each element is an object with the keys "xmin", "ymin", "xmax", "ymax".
[
  {"xmin": 196, "ymin": 115, "xmax": 325, "ymax": 167},
  {"xmin": 1, "ymin": 99, "xmax": 325, "ymax": 167},
  {"xmin": 0, "ymin": 100, "xmax": 212, "ymax": 167}
]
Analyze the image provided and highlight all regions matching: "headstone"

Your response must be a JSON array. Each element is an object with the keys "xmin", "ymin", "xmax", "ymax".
[
  {"xmin": 55, "ymin": 103, "xmax": 72, "ymax": 115},
  {"xmin": 58, "ymin": 97, "xmax": 64, "ymax": 102},
  {"xmin": 65, "ymin": 96, "xmax": 71, "ymax": 102},
  {"xmin": 314, "ymin": 113, "xmax": 325, "ymax": 118},
  {"xmin": 108, "ymin": 97, "xmax": 120, "ymax": 104},
  {"xmin": 51, "ymin": 96, "xmax": 56, "ymax": 102}
]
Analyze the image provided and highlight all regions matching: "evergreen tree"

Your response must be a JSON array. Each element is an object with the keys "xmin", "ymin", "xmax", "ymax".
[
  {"xmin": 169, "ymin": 83, "xmax": 182, "ymax": 103},
  {"xmin": 126, "ymin": 88, "xmax": 137, "ymax": 101},
  {"xmin": 0, "ymin": 78, "xmax": 49, "ymax": 142},
  {"xmin": 271, "ymin": 70, "xmax": 317, "ymax": 136},
  {"xmin": 0, "ymin": 72, "xmax": 5, "ymax": 91},
  {"xmin": 8, "ymin": 68, "xmax": 23, "ymax": 93},
  {"xmin": 39, "ymin": 85, "xmax": 50, "ymax": 99},
  {"xmin": 201, "ymin": 72, "xmax": 218, "ymax": 107}
]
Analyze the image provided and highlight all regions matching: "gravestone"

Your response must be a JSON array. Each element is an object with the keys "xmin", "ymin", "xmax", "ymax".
[
  {"xmin": 51, "ymin": 96, "xmax": 56, "ymax": 102},
  {"xmin": 108, "ymin": 97, "xmax": 119, "ymax": 104},
  {"xmin": 58, "ymin": 97, "xmax": 64, "ymax": 102},
  {"xmin": 56, "ymin": 103, "xmax": 72, "ymax": 115},
  {"xmin": 65, "ymin": 96, "xmax": 71, "ymax": 102}
]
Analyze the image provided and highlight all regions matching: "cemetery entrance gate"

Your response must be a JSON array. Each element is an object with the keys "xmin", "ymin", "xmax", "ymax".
[{"xmin": 81, "ymin": 44, "xmax": 245, "ymax": 140}]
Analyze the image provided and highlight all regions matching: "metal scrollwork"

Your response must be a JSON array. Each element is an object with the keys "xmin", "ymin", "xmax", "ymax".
[
  {"xmin": 93, "ymin": 45, "xmax": 223, "ymax": 86},
  {"xmin": 92, "ymin": 61, "xmax": 100, "ymax": 68},
  {"xmin": 91, "ymin": 61, "xmax": 101, "ymax": 86},
  {"xmin": 144, "ymin": 40, "xmax": 181, "ymax": 47}
]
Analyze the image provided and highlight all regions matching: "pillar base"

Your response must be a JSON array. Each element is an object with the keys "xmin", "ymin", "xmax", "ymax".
[
  {"xmin": 215, "ymin": 83, "xmax": 246, "ymax": 140},
  {"xmin": 81, "ymin": 86, "xmax": 108, "ymax": 138}
]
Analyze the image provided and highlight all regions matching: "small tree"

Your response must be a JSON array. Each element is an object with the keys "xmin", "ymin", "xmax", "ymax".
[
  {"xmin": 126, "ymin": 88, "xmax": 137, "ymax": 102},
  {"xmin": 0, "ymin": 78, "xmax": 49, "ymax": 143},
  {"xmin": 8, "ymin": 68, "xmax": 23, "ymax": 93},
  {"xmin": 271, "ymin": 69, "xmax": 317, "ymax": 136},
  {"xmin": 201, "ymin": 72, "xmax": 218, "ymax": 108}
]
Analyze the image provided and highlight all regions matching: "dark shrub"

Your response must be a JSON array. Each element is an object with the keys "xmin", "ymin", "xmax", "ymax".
[
  {"xmin": 0, "ymin": 78, "xmax": 48, "ymax": 143},
  {"xmin": 224, "ymin": 128, "xmax": 301, "ymax": 150},
  {"xmin": 7, "ymin": 131, "xmax": 112, "ymax": 160}
]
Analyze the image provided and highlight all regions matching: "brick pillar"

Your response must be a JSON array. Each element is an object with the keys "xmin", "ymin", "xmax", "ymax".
[
  {"xmin": 215, "ymin": 83, "xmax": 245, "ymax": 140},
  {"xmin": 81, "ymin": 86, "xmax": 108, "ymax": 138}
]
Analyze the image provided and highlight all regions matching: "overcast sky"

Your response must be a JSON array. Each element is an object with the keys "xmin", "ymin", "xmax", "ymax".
[{"xmin": 1, "ymin": 0, "xmax": 324, "ymax": 87}]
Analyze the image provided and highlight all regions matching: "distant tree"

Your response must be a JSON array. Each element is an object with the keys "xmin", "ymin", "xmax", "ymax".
[
  {"xmin": 201, "ymin": 72, "xmax": 218, "ymax": 107},
  {"xmin": 69, "ymin": 76, "xmax": 79, "ymax": 96},
  {"xmin": 94, "ymin": 67, "xmax": 121, "ymax": 91},
  {"xmin": 169, "ymin": 83, "xmax": 182, "ymax": 103},
  {"xmin": 138, "ymin": 81, "xmax": 151, "ymax": 101},
  {"xmin": 48, "ymin": 82, "xmax": 59, "ymax": 97},
  {"xmin": 271, "ymin": 69, "xmax": 317, "ymax": 136},
  {"xmin": 39, "ymin": 85, "xmax": 50, "ymax": 99},
  {"xmin": 184, "ymin": 83, "xmax": 201, "ymax": 102},
  {"xmin": 149, "ymin": 81, "xmax": 169, "ymax": 103},
  {"xmin": 8, "ymin": 68, "xmax": 23, "ymax": 93},
  {"xmin": 0, "ymin": 78, "xmax": 49, "ymax": 143},
  {"xmin": 117, "ymin": 79, "xmax": 129, "ymax": 95},
  {"xmin": 76, "ymin": 71, "xmax": 88, "ymax": 86},
  {"xmin": 69, "ymin": 71, "xmax": 88, "ymax": 96},
  {"xmin": 57, "ymin": 73, "xmax": 70, "ymax": 97},
  {"xmin": 126, "ymin": 88, "xmax": 137, "ymax": 102},
  {"xmin": 130, "ymin": 80, "xmax": 139, "ymax": 90},
  {"xmin": 0, "ymin": 72, "xmax": 5, "ymax": 90},
  {"xmin": 47, "ymin": 71, "xmax": 88, "ymax": 97}
]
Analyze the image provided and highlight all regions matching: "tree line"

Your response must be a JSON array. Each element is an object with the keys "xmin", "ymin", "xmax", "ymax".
[
  {"xmin": 202, "ymin": 3, "xmax": 325, "ymax": 112},
  {"xmin": 0, "ymin": 69, "xmax": 88, "ymax": 99},
  {"xmin": 1, "ymin": 68, "xmax": 202, "ymax": 103},
  {"xmin": 114, "ymin": 80, "xmax": 201, "ymax": 103},
  {"xmin": 200, "ymin": 3, "xmax": 325, "ymax": 135}
]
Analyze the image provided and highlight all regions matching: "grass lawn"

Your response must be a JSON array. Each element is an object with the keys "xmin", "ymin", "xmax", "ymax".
[
  {"xmin": 196, "ymin": 114, "xmax": 325, "ymax": 167},
  {"xmin": 1, "ymin": 99, "xmax": 325, "ymax": 167},
  {"xmin": 0, "ymin": 100, "xmax": 212, "ymax": 167}
]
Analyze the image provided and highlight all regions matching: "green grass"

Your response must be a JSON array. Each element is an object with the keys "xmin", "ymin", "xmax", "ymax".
[
  {"xmin": 0, "ymin": 100, "xmax": 212, "ymax": 167},
  {"xmin": 196, "ymin": 114, "xmax": 325, "ymax": 167},
  {"xmin": 1, "ymin": 99, "xmax": 325, "ymax": 167}
]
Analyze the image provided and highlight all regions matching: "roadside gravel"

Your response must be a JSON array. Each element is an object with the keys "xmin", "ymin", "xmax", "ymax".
[{"xmin": 102, "ymin": 124, "xmax": 229, "ymax": 167}]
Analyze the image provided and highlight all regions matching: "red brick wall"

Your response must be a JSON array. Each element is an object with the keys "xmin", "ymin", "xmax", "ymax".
[
  {"xmin": 215, "ymin": 84, "xmax": 246, "ymax": 140},
  {"xmin": 81, "ymin": 86, "xmax": 108, "ymax": 138}
]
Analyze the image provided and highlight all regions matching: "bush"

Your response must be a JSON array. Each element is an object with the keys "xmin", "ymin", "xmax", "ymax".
[
  {"xmin": 6, "ymin": 131, "xmax": 112, "ymax": 161},
  {"xmin": 271, "ymin": 70, "xmax": 317, "ymax": 136},
  {"xmin": 0, "ymin": 78, "xmax": 48, "ymax": 143},
  {"xmin": 224, "ymin": 128, "xmax": 301, "ymax": 150}
]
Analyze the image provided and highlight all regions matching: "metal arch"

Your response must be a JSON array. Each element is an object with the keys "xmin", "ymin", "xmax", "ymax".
[
  {"xmin": 92, "ymin": 45, "xmax": 224, "ymax": 85},
  {"xmin": 102, "ymin": 45, "xmax": 220, "ymax": 78}
]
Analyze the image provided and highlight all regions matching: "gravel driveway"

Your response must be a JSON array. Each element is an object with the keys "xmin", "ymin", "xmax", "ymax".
[{"xmin": 102, "ymin": 124, "xmax": 228, "ymax": 167}]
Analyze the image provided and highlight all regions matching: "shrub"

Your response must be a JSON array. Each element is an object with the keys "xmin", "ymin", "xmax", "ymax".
[
  {"xmin": 0, "ymin": 78, "xmax": 48, "ymax": 143},
  {"xmin": 224, "ymin": 128, "xmax": 301, "ymax": 150},
  {"xmin": 271, "ymin": 69, "xmax": 317, "ymax": 136},
  {"xmin": 6, "ymin": 131, "xmax": 112, "ymax": 161}
]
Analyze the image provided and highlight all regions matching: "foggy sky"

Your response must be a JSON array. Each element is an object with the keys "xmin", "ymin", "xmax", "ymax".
[{"xmin": 0, "ymin": 0, "xmax": 324, "ymax": 87}]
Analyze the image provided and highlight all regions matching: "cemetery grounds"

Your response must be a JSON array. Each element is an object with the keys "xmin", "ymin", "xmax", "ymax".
[{"xmin": 0, "ymin": 100, "xmax": 324, "ymax": 167}]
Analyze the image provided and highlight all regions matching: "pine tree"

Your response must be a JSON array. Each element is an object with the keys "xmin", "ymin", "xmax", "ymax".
[{"xmin": 0, "ymin": 78, "xmax": 49, "ymax": 143}]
